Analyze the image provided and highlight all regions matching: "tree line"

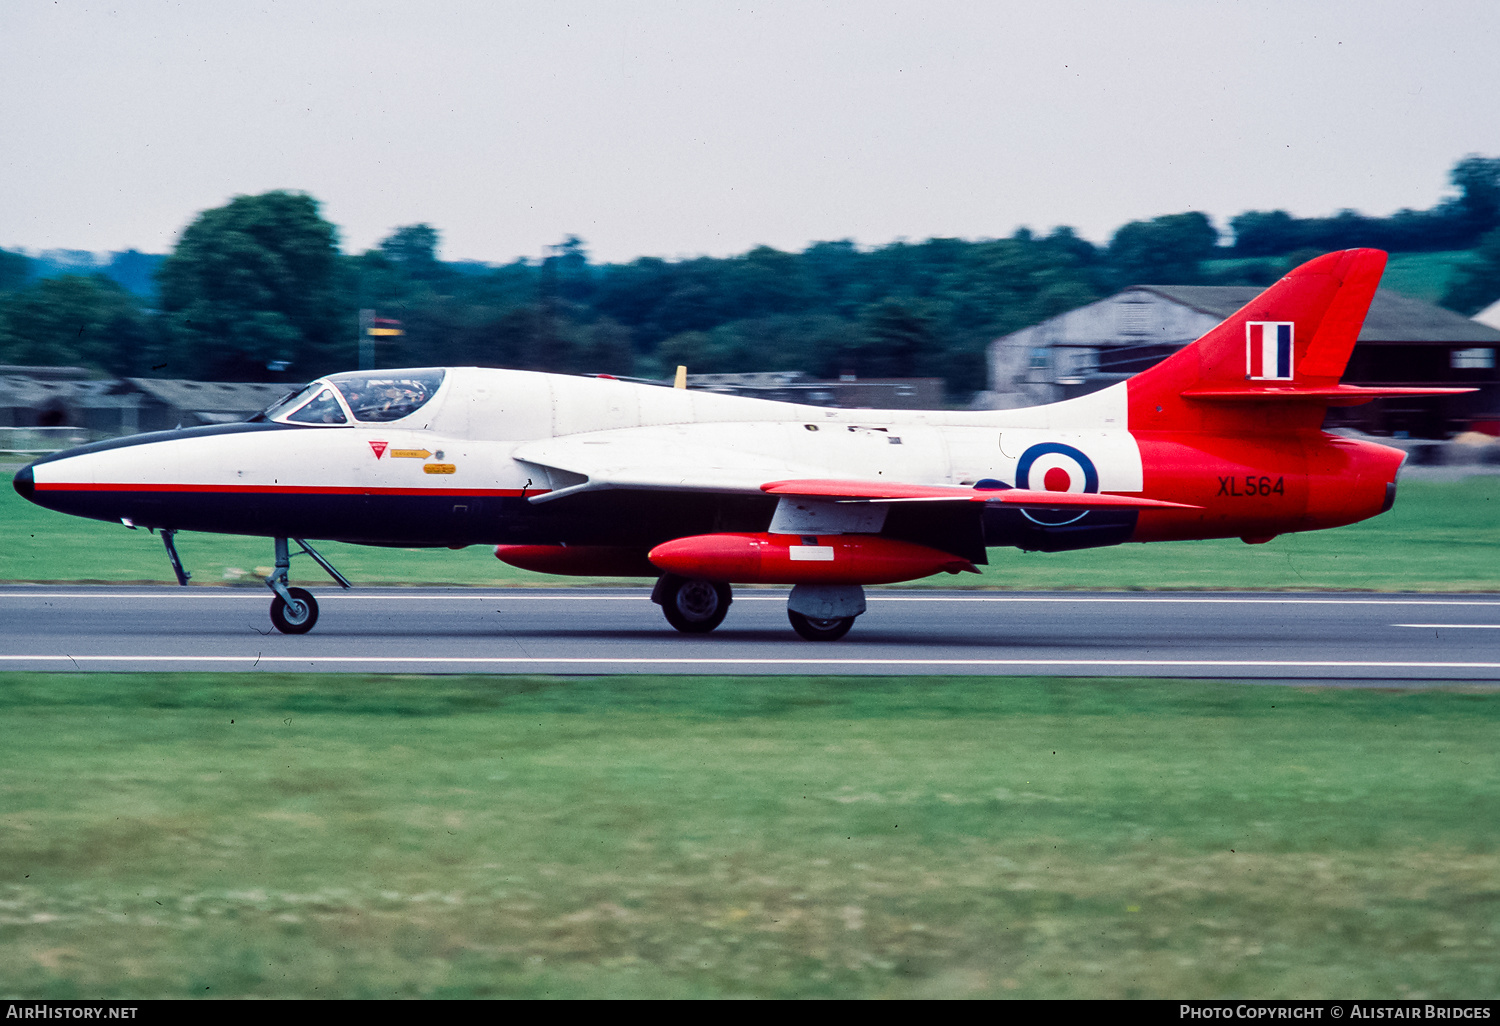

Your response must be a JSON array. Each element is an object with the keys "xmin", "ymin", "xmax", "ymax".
[{"xmin": 2, "ymin": 156, "xmax": 1498, "ymax": 397}]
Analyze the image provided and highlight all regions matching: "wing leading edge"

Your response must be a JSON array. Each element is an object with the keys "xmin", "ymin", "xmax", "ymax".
[{"xmin": 761, "ymin": 479, "xmax": 1198, "ymax": 510}]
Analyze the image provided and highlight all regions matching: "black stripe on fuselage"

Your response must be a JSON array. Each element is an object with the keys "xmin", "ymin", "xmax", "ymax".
[{"xmin": 23, "ymin": 485, "xmax": 784, "ymax": 549}]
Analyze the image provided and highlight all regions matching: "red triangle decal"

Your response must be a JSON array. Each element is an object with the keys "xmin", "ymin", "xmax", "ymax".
[{"xmin": 369, "ymin": 440, "xmax": 388, "ymax": 459}]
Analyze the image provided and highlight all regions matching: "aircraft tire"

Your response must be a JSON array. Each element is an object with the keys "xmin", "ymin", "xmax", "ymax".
[
  {"xmin": 660, "ymin": 576, "xmax": 731, "ymax": 634},
  {"xmin": 270, "ymin": 588, "xmax": 319, "ymax": 635},
  {"xmin": 788, "ymin": 610, "xmax": 854, "ymax": 642}
]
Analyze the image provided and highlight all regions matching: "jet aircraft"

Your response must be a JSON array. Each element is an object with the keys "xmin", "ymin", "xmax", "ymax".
[{"xmin": 11, "ymin": 249, "xmax": 1470, "ymax": 640}]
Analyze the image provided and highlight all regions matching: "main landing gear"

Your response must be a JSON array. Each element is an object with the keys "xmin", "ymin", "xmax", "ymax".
[
  {"xmin": 785, "ymin": 583, "xmax": 865, "ymax": 642},
  {"xmin": 652, "ymin": 574, "xmax": 732, "ymax": 633},
  {"xmin": 265, "ymin": 537, "xmax": 351, "ymax": 635},
  {"xmin": 651, "ymin": 576, "xmax": 867, "ymax": 641},
  {"xmin": 787, "ymin": 610, "xmax": 855, "ymax": 642}
]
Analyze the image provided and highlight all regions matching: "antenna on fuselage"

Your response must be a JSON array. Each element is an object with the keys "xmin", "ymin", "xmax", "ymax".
[{"xmin": 673, "ymin": 365, "xmax": 687, "ymax": 389}]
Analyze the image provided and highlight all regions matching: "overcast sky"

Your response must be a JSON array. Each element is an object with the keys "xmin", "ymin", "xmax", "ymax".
[{"xmin": 2, "ymin": 1, "xmax": 1497, "ymax": 265}]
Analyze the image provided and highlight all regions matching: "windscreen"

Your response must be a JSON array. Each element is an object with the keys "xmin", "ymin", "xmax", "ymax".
[
  {"xmin": 262, "ymin": 383, "xmax": 323, "ymax": 421},
  {"xmin": 285, "ymin": 387, "xmax": 348, "ymax": 424},
  {"xmin": 328, "ymin": 370, "xmax": 446, "ymax": 423}
]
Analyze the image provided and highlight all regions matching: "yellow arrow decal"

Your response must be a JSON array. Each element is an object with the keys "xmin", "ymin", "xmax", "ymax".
[{"xmin": 391, "ymin": 449, "xmax": 432, "ymax": 459}]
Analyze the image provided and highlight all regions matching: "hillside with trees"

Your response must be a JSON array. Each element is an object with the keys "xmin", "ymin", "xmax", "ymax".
[{"xmin": 2, "ymin": 156, "xmax": 1498, "ymax": 399}]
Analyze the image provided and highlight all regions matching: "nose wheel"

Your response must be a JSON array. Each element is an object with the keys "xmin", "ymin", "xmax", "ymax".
[
  {"xmin": 264, "ymin": 537, "xmax": 349, "ymax": 634},
  {"xmin": 270, "ymin": 588, "xmax": 319, "ymax": 634}
]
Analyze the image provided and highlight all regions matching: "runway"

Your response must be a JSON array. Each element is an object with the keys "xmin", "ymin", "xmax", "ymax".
[{"xmin": 1, "ymin": 585, "xmax": 1498, "ymax": 680}]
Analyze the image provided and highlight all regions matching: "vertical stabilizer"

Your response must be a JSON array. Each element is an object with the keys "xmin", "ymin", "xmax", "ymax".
[{"xmin": 1126, "ymin": 249, "xmax": 1387, "ymax": 431}]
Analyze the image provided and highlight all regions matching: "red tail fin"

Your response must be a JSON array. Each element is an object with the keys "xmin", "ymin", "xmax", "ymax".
[{"xmin": 1127, "ymin": 249, "xmax": 1386, "ymax": 431}]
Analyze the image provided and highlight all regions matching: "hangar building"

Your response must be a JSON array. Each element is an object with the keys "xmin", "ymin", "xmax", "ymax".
[
  {"xmin": 0, "ymin": 368, "xmax": 291, "ymax": 454},
  {"xmin": 986, "ymin": 287, "xmax": 1500, "ymax": 437}
]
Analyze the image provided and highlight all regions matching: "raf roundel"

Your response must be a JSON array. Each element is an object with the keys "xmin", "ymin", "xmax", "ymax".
[{"xmin": 1014, "ymin": 442, "xmax": 1099, "ymax": 494}]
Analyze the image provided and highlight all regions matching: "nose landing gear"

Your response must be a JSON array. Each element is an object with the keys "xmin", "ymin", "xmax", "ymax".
[
  {"xmin": 265, "ymin": 537, "xmax": 351, "ymax": 635},
  {"xmin": 270, "ymin": 587, "xmax": 319, "ymax": 634}
]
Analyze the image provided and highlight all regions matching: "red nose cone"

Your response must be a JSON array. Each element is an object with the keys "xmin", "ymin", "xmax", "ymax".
[{"xmin": 648, "ymin": 533, "xmax": 977, "ymax": 585}]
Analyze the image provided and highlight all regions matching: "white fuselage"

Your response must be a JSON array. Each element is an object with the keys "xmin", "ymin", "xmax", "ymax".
[{"xmin": 23, "ymin": 367, "xmax": 1145, "ymax": 549}]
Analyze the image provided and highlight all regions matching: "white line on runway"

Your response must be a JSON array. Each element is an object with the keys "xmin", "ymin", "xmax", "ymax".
[
  {"xmin": 1394, "ymin": 623, "xmax": 1500, "ymax": 629},
  {"xmin": 863, "ymin": 597, "xmax": 1500, "ymax": 605},
  {"xmin": 3, "ymin": 592, "xmax": 1500, "ymax": 607},
  {"xmin": 0, "ymin": 592, "xmax": 649, "ymax": 600},
  {"xmin": 5, "ymin": 655, "xmax": 1500, "ymax": 670}
]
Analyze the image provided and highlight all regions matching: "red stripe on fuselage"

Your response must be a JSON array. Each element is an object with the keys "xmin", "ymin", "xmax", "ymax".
[{"xmin": 34, "ymin": 482, "xmax": 550, "ymax": 498}]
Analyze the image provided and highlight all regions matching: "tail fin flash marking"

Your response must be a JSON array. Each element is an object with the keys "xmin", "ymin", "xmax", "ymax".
[
  {"xmin": 1246, "ymin": 322, "xmax": 1294, "ymax": 380},
  {"xmin": 1127, "ymin": 248, "xmax": 1389, "ymax": 432}
]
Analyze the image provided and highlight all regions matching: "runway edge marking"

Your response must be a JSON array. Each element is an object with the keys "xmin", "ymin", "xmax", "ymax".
[{"xmin": 5, "ymin": 655, "xmax": 1500, "ymax": 669}]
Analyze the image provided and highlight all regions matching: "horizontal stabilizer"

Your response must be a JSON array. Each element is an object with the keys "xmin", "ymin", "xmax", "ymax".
[
  {"xmin": 1181, "ymin": 384, "xmax": 1477, "ymax": 407},
  {"xmin": 761, "ymin": 479, "xmax": 1198, "ymax": 510}
]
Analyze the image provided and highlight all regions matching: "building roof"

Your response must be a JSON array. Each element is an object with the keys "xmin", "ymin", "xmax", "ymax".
[
  {"xmin": 1475, "ymin": 299, "xmax": 1500, "ymax": 331},
  {"xmin": 0, "ymin": 375, "xmax": 135, "ymax": 409},
  {"xmin": 687, "ymin": 371, "xmax": 811, "ymax": 388},
  {"xmin": 0, "ymin": 365, "xmax": 90, "ymax": 380},
  {"xmin": 125, "ymin": 378, "xmax": 291, "ymax": 414},
  {"xmin": 1135, "ymin": 286, "xmax": 1500, "ymax": 344}
]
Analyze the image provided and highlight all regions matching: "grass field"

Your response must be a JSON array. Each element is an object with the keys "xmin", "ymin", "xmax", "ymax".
[
  {"xmin": 4, "ymin": 473, "xmax": 1498, "ymax": 591},
  {"xmin": 0, "ymin": 673, "xmax": 1496, "ymax": 999}
]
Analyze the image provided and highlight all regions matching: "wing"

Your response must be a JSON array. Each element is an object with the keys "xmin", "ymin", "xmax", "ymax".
[{"xmin": 761, "ymin": 479, "xmax": 1198, "ymax": 510}]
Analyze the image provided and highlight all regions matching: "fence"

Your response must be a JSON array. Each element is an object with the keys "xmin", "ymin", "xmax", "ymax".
[{"xmin": 0, "ymin": 426, "xmax": 94, "ymax": 456}]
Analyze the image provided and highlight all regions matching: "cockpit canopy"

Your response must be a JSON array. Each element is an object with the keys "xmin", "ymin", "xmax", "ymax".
[{"xmin": 263, "ymin": 369, "xmax": 446, "ymax": 426}]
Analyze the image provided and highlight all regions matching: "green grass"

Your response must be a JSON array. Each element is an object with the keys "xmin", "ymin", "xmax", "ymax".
[
  {"xmin": 4, "ymin": 473, "xmax": 1498, "ymax": 590},
  {"xmin": 0, "ymin": 673, "xmax": 1496, "ymax": 998}
]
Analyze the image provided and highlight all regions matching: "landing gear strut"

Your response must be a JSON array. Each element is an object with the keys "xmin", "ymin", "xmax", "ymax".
[
  {"xmin": 652, "ymin": 574, "xmax": 732, "ymax": 633},
  {"xmin": 265, "ymin": 537, "xmax": 351, "ymax": 635},
  {"xmin": 161, "ymin": 529, "xmax": 191, "ymax": 586}
]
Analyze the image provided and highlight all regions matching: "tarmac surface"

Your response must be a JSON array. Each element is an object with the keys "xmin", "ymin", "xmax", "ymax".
[{"xmin": 1, "ymin": 585, "xmax": 1499, "ymax": 681}]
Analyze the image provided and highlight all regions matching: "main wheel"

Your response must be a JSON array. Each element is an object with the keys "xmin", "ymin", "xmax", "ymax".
[
  {"xmin": 660, "ymin": 576, "xmax": 731, "ymax": 634},
  {"xmin": 788, "ymin": 610, "xmax": 854, "ymax": 642},
  {"xmin": 270, "ymin": 587, "xmax": 319, "ymax": 634}
]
